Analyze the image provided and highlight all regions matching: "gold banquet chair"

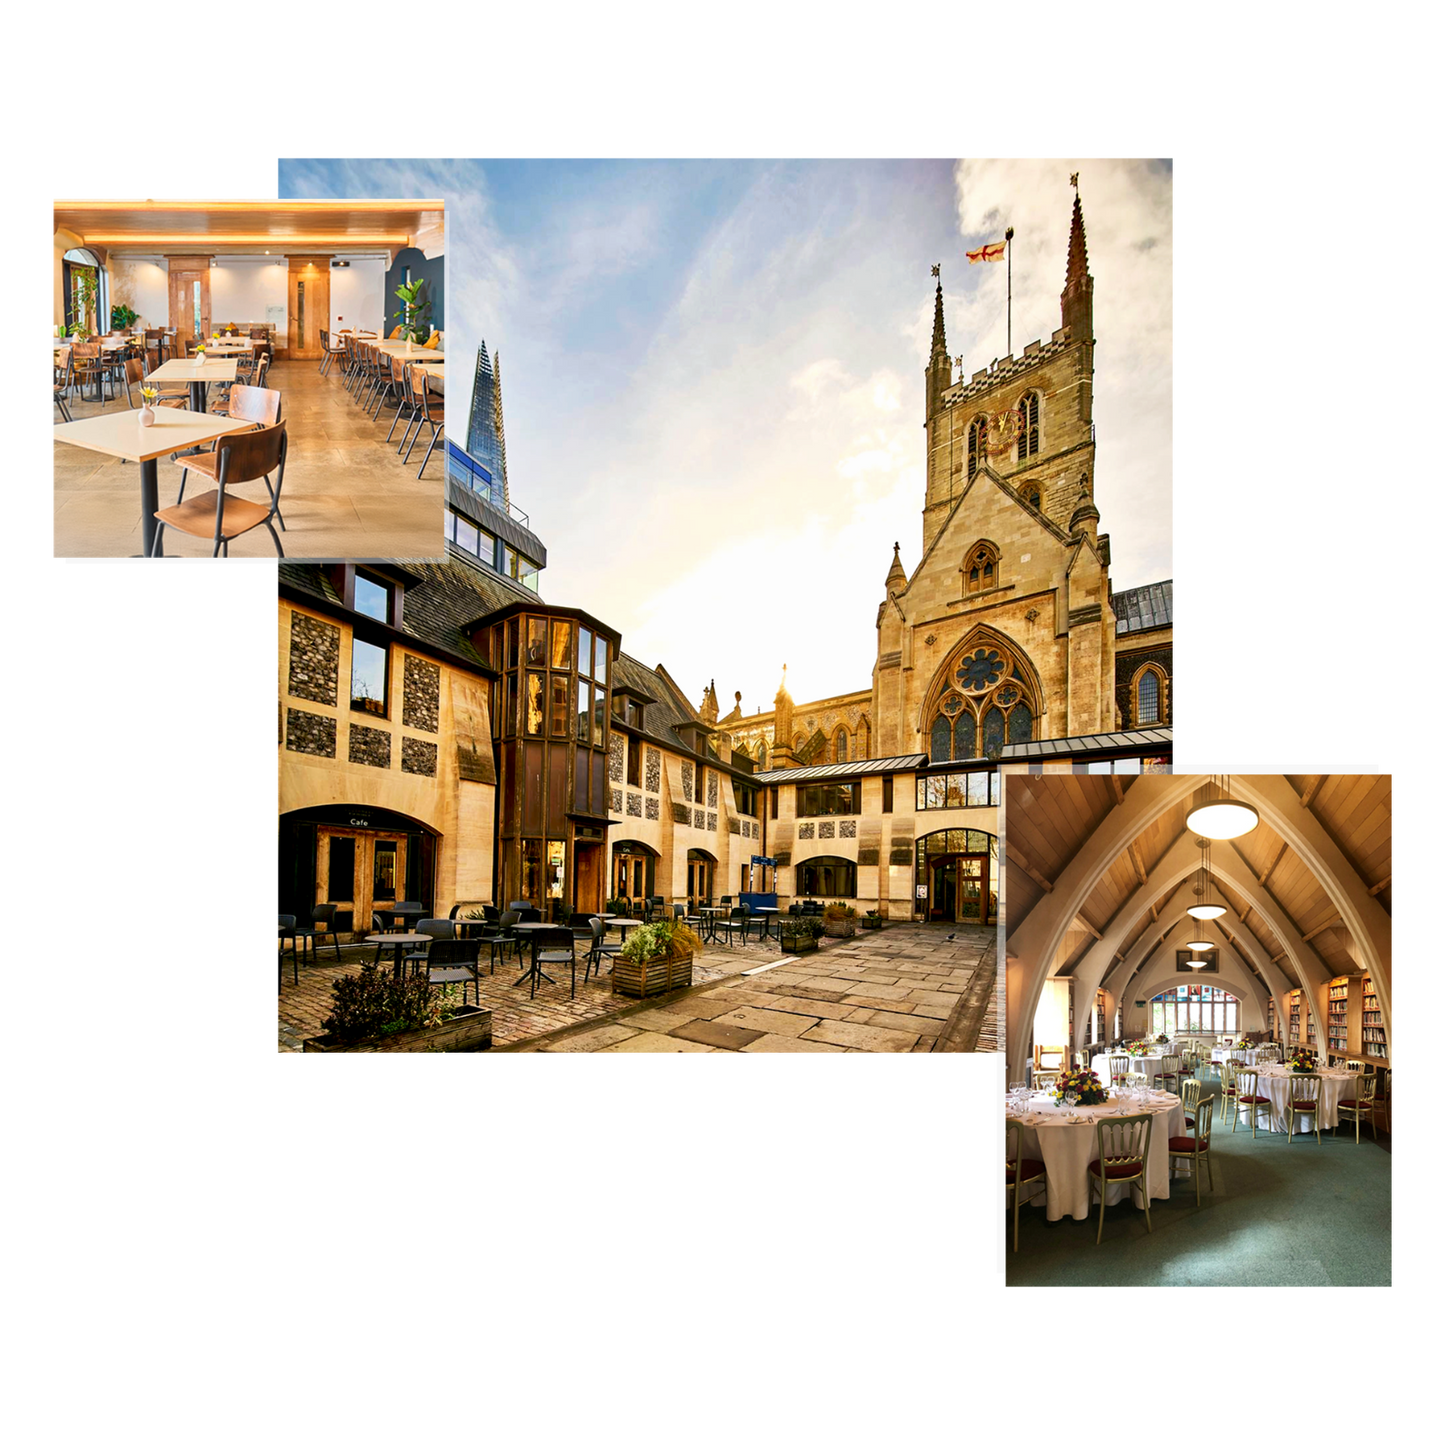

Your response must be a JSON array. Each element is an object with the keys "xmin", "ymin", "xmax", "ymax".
[
  {"xmin": 1088, "ymin": 1114, "xmax": 1154, "ymax": 1245},
  {"xmin": 1168, "ymin": 1095, "xmax": 1216, "ymax": 1207},
  {"xmin": 1033, "ymin": 1070, "xmax": 1060, "ymax": 1094},
  {"xmin": 1335, "ymin": 1073, "xmax": 1378, "ymax": 1143},
  {"xmin": 1232, "ymin": 1068, "xmax": 1272, "ymax": 1138},
  {"xmin": 1180, "ymin": 1077, "xmax": 1201, "ymax": 1130},
  {"xmin": 1108, "ymin": 1057, "xmax": 1132, "ymax": 1089},
  {"xmin": 1157, "ymin": 1053, "xmax": 1183, "ymax": 1095},
  {"xmin": 1285, "ymin": 1072, "xmax": 1323, "ymax": 1144},
  {"xmin": 1005, "ymin": 1120, "xmax": 1047, "ymax": 1253}
]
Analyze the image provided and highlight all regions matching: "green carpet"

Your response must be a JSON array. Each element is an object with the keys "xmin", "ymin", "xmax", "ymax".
[{"xmin": 1006, "ymin": 1080, "xmax": 1391, "ymax": 1287}]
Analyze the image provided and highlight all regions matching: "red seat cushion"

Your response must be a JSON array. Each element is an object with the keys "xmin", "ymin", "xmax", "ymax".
[
  {"xmin": 1291, "ymin": 1100, "xmax": 1318, "ymax": 1110},
  {"xmin": 1088, "ymin": 1157, "xmax": 1143, "ymax": 1179},
  {"xmin": 1006, "ymin": 1157, "xmax": 1047, "ymax": 1183},
  {"xmin": 1337, "ymin": 1098, "xmax": 1358, "ymax": 1108},
  {"xmin": 1168, "ymin": 1136, "xmax": 1208, "ymax": 1151},
  {"xmin": 1239, "ymin": 1094, "xmax": 1270, "ymax": 1104}
]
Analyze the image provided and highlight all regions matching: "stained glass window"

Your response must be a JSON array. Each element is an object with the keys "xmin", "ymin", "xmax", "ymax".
[
  {"xmin": 1007, "ymin": 702, "xmax": 1033, "ymax": 744},
  {"xmin": 983, "ymin": 706, "xmax": 1005, "ymax": 759},
  {"xmin": 953, "ymin": 711, "xmax": 975, "ymax": 760},
  {"xmin": 930, "ymin": 716, "xmax": 950, "ymax": 762}
]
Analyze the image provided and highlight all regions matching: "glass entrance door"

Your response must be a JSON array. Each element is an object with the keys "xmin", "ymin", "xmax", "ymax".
[
  {"xmin": 688, "ymin": 859, "xmax": 712, "ymax": 910},
  {"xmin": 928, "ymin": 853, "xmax": 991, "ymax": 923},
  {"xmin": 317, "ymin": 827, "xmax": 408, "ymax": 934},
  {"xmin": 929, "ymin": 860, "xmax": 957, "ymax": 921}
]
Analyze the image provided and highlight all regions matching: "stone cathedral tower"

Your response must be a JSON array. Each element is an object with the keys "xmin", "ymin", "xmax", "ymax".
[{"xmin": 872, "ymin": 188, "xmax": 1117, "ymax": 758}]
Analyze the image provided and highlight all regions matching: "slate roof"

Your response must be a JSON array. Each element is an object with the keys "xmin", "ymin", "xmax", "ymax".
[
  {"xmin": 1113, "ymin": 580, "xmax": 1172, "ymax": 635},
  {"xmin": 278, "ymin": 555, "xmax": 541, "ymax": 672},
  {"xmin": 611, "ymin": 651, "xmax": 705, "ymax": 755},
  {"xmin": 753, "ymin": 754, "xmax": 928, "ymax": 785}
]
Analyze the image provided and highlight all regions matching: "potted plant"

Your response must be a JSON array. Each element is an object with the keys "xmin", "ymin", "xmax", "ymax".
[
  {"xmin": 779, "ymin": 916, "xmax": 823, "ymax": 955},
  {"xmin": 860, "ymin": 909, "xmax": 884, "ymax": 931},
  {"xmin": 822, "ymin": 903, "xmax": 857, "ymax": 938},
  {"xmin": 612, "ymin": 918, "xmax": 700, "ymax": 998},
  {"xmin": 72, "ymin": 270, "xmax": 98, "ymax": 338},
  {"xmin": 303, "ymin": 966, "xmax": 492, "ymax": 1052},
  {"xmin": 111, "ymin": 302, "xmax": 138, "ymax": 332},
  {"xmin": 392, "ymin": 277, "xmax": 432, "ymax": 344}
]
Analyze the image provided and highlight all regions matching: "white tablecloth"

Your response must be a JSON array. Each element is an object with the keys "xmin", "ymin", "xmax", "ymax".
[
  {"xmin": 1243, "ymin": 1066, "xmax": 1356, "ymax": 1133},
  {"xmin": 1212, "ymin": 1046, "xmax": 1261, "ymax": 1066},
  {"xmin": 1094, "ymin": 1052, "xmax": 1166, "ymax": 1085},
  {"xmin": 1007, "ymin": 1091, "xmax": 1186, "ymax": 1221}
]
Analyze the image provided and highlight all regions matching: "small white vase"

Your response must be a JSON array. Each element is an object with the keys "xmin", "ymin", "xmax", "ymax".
[{"xmin": 139, "ymin": 404, "xmax": 155, "ymax": 427}]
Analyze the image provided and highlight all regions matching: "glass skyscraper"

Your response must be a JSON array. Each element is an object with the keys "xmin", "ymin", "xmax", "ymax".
[{"xmin": 466, "ymin": 342, "xmax": 507, "ymax": 496}]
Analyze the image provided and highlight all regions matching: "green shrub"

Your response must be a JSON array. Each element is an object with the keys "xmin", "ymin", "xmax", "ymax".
[{"xmin": 321, "ymin": 967, "xmax": 456, "ymax": 1042}]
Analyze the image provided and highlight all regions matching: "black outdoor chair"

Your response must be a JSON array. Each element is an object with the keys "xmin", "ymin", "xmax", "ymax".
[
  {"xmin": 278, "ymin": 914, "xmax": 299, "ymax": 988},
  {"xmin": 490, "ymin": 910, "xmax": 521, "ymax": 972},
  {"xmin": 788, "ymin": 902, "xmax": 803, "ymax": 917},
  {"xmin": 585, "ymin": 917, "xmax": 623, "ymax": 985},
  {"xmin": 517, "ymin": 926, "xmax": 574, "ymax": 999},
  {"xmin": 514, "ymin": 906, "xmax": 542, "ymax": 924},
  {"xmin": 404, "ymin": 918, "xmax": 455, "ymax": 974},
  {"xmin": 507, "ymin": 899, "xmax": 530, "ymax": 912},
  {"xmin": 309, "ymin": 904, "xmax": 343, "ymax": 962},
  {"xmin": 424, "ymin": 937, "xmax": 484, "ymax": 1007},
  {"xmin": 715, "ymin": 905, "xmax": 754, "ymax": 948}
]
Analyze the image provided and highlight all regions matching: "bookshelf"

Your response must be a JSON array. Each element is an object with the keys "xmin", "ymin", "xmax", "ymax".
[
  {"xmin": 1267, "ymin": 995, "xmax": 1276, "ymax": 1042},
  {"xmin": 1095, "ymin": 990, "xmax": 1106, "ymax": 1046},
  {"xmin": 1287, "ymin": 990, "xmax": 1302, "ymax": 1048},
  {"xmin": 1362, "ymin": 975, "xmax": 1388, "ymax": 1061},
  {"xmin": 1327, "ymin": 979, "xmax": 1350, "ymax": 1055}
]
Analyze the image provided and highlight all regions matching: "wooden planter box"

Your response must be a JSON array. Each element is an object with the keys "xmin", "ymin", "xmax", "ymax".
[
  {"xmin": 613, "ymin": 949, "xmax": 694, "ymax": 999},
  {"xmin": 303, "ymin": 1004, "xmax": 493, "ymax": 1053},
  {"xmin": 823, "ymin": 919, "xmax": 857, "ymax": 938},
  {"xmin": 860, "ymin": 917, "xmax": 884, "ymax": 931},
  {"xmin": 780, "ymin": 930, "xmax": 819, "ymax": 954}
]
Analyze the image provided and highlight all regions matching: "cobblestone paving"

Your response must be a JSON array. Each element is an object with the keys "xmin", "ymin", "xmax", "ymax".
[{"xmin": 279, "ymin": 922, "xmax": 998, "ymax": 1054}]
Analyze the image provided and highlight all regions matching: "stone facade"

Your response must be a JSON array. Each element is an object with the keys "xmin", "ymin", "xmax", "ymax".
[
  {"xmin": 349, "ymin": 724, "xmax": 392, "ymax": 769},
  {"xmin": 401, "ymin": 737, "xmax": 438, "ymax": 777},
  {"xmin": 288, "ymin": 613, "xmax": 339, "ymax": 704},
  {"xmin": 401, "ymin": 655, "xmax": 440, "ymax": 733},
  {"xmin": 285, "ymin": 707, "xmax": 335, "ymax": 758}
]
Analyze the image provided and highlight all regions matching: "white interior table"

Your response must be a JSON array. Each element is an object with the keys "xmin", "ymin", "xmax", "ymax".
[
  {"xmin": 1093, "ymin": 1051, "xmax": 1167, "ymax": 1086},
  {"xmin": 1246, "ymin": 1065, "xmax": 1357, "ymax": 1133},
  {"xmin": 53, "ymin": 407, "xmax": 257, "ymax": 556},
  {"xmin": 145, "ymin": 356, "xmax": 238, "ymax": 414}
]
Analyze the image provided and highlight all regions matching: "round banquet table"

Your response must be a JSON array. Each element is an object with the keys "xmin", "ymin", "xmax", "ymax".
[
  {"xmin": 1007, "ymin": 1089, "xmax": 1186, "ymax": 1221},
  {"xmin": 1093, "ymin": 1052, "xmax": 1167, "ymax": 1086},
  {"xmin": 1245, "ymin": 1064, "xmax": 1357, "ymax": 1133},
  {"xmin": 1212, "ymin": 1046, "xmax": 1262, "ymax": 1066}
]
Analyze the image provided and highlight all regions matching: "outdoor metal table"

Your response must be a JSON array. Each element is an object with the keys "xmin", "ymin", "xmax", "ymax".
[
  {"xmin": 699, "ymin": 906, "xmax": 728, "ymax": 944},
  {"xmin": 510, "ymin": 921, "xmax": 560, "ymax": 992},
  {"xmin": 378, "ymin": 904, "xmax": 426, "ymax": 929},
  {"xmin": 364, "ymin": 931, "xmax": 432, "ymax": 980},
  {"xmin": 752, "ymin": 906, "xmax": 780, "ymax": 941}
]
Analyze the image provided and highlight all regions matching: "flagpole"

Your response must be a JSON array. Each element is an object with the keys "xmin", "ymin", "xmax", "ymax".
[{"xmin": 1005, "ymin": 226, "xmax": 1015, "ymax": 355}]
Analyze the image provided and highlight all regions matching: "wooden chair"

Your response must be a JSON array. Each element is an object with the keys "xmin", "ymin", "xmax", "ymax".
[
  {"xmin": 71, "ymin": 342, "xmax": 108, "ymax": 405},
  {"xmin": 1285, "ymin": 1073, "xmax": 1323, "ymax": 1144},
  {"xmin": 175, "ymin": 385, "xmax": 285, "ymax": 523},
  {"xmin": 1232, "ymin": 1068, "xmax": 1272, "ymax": 1137},
  {"xmin": 1108, "ymin": 1056, "xmax": 1132, "ymax": 1089},
  {"xmin": 1006, "ymin": 1120, "xmax": 1047, "ymax": 1252},
  {"xmin": 403, "ymin": 364, "xmax": 445, "ymax": 477},
  {"xmin": 1343, "ymin": 1058, "xmax": 1366, "ymax": 1072},
  {"xmin": 1158, "ymin": 1053, "xmax": 1183, "ymax": 1094},
  {"xmin": 54, "ymin": 346, "xmax": 73, "ymax": 421},
  {"xmin": 1088, "ymin": 1113, "xmax": 1154, "ymax": 1244},
  {"xmin": 1335, "ymin": 1073, "xmax": 1378, "ymax": 1143},
  {"xmin": 151, "ymin": 422, "xmax": 289, "ymax": 557},
  {"xmin": 1168, "ymin": 1094, "xmax": 1216, "ymax": 1206}
]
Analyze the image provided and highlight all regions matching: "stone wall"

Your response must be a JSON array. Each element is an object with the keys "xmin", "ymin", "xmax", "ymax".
[{"xmin": 288, "ymin": 613, "xmax": 339, "ymax": 704}]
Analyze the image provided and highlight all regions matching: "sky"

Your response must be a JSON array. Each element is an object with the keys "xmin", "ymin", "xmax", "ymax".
[{"xmin": 279, "ymin": 158, "xmax": 1172, "ymax": 717}]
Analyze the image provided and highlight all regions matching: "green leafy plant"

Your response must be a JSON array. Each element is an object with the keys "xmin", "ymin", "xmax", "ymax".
[
  {"xmin": 320, "ymin": 967, "xmax": 457, "ymax": 1043},
  {"xmin": 71, "ymin": 270, "xmax": 98, "ymax": 338},
  {"xmin": 392, "ymin": 278, "xmax": 432, "ymax": 342},
  {"xmin": 111, "ymin": 302, "xmax": 138, "ymax": 331},
  {"xmin": 619, "ymin": 919, "xmax": 701, "ymax": 965},
  {"xmin": 822, "ymin": 904, "xmax": 857, "ymax": 921},
  {"xmin": 781, "ymin": 917, "xmax": 825, "ymax": 942}
]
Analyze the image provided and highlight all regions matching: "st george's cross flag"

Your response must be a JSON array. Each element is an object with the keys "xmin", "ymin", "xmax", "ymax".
[{"xmin": 967, "ymin": 241, "xmax": 1007, "ymax": 263}]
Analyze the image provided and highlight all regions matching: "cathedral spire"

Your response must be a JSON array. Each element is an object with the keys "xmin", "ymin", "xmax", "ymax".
[
  {"xmin": 930, "ymin": 273, "xmax": 947, "ymax": 360},
  {"xmin": 926, "ymin": 265, "xmax": 951, "ymax": 419},
  {"xmin": 1061, "ymin": 178, "xmax": 1094, "ymax": 341},
  {"xmin": 885, "ymin": 540, "xmax": 907, "ymax": 594}
]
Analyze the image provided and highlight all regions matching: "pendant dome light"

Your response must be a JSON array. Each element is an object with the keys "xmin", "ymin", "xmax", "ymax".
[
  {"xmin": 1187, "ymin": 775, "xmax": 1259, "ymax": 840},
  {"xmin": 1187, "ymin": 837, "xmax": 1227, "ymax": 920}
]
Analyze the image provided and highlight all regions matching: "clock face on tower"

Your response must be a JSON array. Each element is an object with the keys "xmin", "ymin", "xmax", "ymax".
[{"xmin": 984, "ymin": 406, "xmax": 1022, "ymax": 457}]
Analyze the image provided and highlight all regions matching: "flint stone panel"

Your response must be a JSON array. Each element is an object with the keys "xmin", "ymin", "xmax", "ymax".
[{"xmin": 288, "ymin": 614, "xmax": 340, "ymax": 704}]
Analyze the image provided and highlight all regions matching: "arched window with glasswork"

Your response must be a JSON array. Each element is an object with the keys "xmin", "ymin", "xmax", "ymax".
[
  {"xmin": 1019, "ymin": 480, "xmax": 1042, "ymax": 510},
  {"xmin": 924, "ymin": 631, "xmax": 1039, "ymax": 763},
  {"xmin": 964, "ymin": 541, "xmax": 999, "ymax": 595},
  {"xmin": 1131, "ymin": 664, "xmax": 1167, "ymax": 726},
  {"xmin": 833, "ymin": 728, "xmax": 849, "ymax": 763},
  {"xmin": 1016, "ymin": 391, "xmax": 1040, "ymax": 460}
]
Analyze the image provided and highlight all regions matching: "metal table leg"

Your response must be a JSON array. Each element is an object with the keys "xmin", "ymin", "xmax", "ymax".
[{"xmin": 140, "ymin": 456, "xmax": 164, "ymax": 557}]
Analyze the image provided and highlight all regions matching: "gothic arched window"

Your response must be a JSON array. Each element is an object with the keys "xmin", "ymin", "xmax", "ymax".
[
  {"xmin": 834, "ymin": 728, "xmax": 849, "ymax": 763},
  {"xmin": 967, "ymin": 416, "xmax": 986, "ymax": 479},
  {"xmin": 1017, "ymin": 392, "xmax": 1040, "ymax": 461},
  {"xmin": 965, "ymin": 541, "xmax": 999, "ymax": 595},
  {"xmin": 1019, "ymin": 481, "xmax": 1041, "ymax": 510},
  {"xmin": 924, "ymin": 634, "xmax": 1038, "ymax": 763},
  {"xmin": 1132, "ymin": 666, "xmax": 1167, "ymax": 726}
]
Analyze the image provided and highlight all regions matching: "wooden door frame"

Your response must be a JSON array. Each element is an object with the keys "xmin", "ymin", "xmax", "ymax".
[
  {"xmin": 166, "ymin": 256, "xmax": 212, "ymax": 346},
  {"xmin": 286, "ymin": 254, "xmax": 332, "ymax": 360},
  {"xmin": 316, "ymin": 825, "xmax": 408, "ymax": 932}
]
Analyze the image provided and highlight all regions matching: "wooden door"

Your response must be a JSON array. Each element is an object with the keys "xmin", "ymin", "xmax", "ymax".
[
  {"xmin": 167, "ymin": 263, "xmax": 211, "ymax": 350},
  {"xmin": 573, "ymin": 841, "xmax": 601, "ymax": 918},
  {"xmin": 316, "ymin": 827, "xmax": 408, "ymax": 934},
  {"xmin": 287, "ymin": 256, "xmax": 330, "ymax": 359}
]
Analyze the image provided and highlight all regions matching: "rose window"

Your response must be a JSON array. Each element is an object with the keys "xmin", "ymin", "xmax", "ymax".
[
  {"xmin": 957, "ymin": 649, "xmax": 1004, "ymax": 692},
  {"xmin": 940, "ymin": 693, "xmax": 963, "ymax": 716}
]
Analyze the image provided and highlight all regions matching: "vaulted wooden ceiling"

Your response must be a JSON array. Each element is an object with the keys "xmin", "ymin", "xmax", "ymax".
[
  {"xmin": 54, "ymin": 200, "xmax": 445, "ymax": 258},
  {"xmin": 1004, "ymin": 774, "xmax": 1390, "ymax": 992}
]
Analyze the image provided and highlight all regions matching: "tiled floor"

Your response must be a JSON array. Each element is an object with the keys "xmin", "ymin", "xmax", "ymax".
[{"xmin": 54, "ymin": 358, "xmax": 445, "ymax": 559}]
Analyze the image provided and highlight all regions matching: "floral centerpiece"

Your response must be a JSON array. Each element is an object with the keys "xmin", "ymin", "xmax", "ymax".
[
  {"xmin": 1288, "ymin": 1047, "xmax": 1314, "ymax": 1072},
  {"xmin": 1125, "ymin": 1040, "xmax": 1152, "ymax": 1056},
  {"xmin": 1155, "ymin": 1032, "xmax": 1169, "ymax": 1044},
  {"xmin": 1051, "ymin": 1067, "xmax": 1110, "ymax": 1107}
]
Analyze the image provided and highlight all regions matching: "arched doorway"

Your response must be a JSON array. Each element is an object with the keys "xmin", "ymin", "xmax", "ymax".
[
  {"xmin": 280, "ymin": 803, "xmax": 439, "ymax": 937},
  {"xmin": 916, "ymin": 826, "xmax": 998, "ymax": 924},
  {"xmin": 687, "ymin": 848, "xmax": 716, "ymax": 911},
  {"xmin": 62, "ymin": 247, "xmax": 106, "ymax": 336},
  {"xmin": 611, "ymin": 839, "xmax": 659, "ymax": 904}
]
